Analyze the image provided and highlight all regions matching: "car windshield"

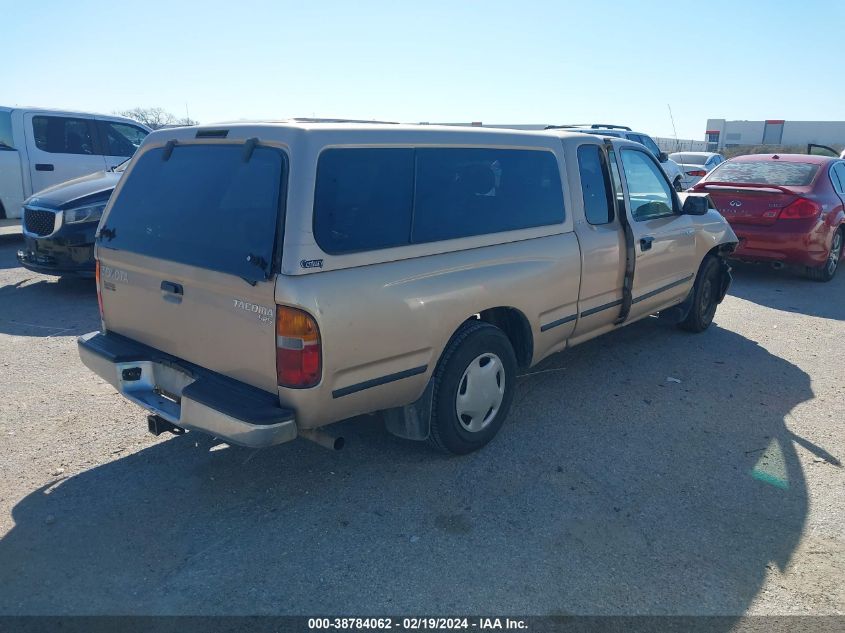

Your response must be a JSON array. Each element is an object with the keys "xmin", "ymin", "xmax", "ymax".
[
  {"xmin": 708, "ymin": 161, "xmax": 819, "ymax": 186},
  {"xmin": 670, "ymin": 153, "xmax": 708, "ymax": 165}
]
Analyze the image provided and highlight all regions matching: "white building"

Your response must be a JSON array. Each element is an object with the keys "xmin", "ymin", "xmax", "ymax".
[{"xmin": 705, "ymin": 119, "xmax": 845, "ymax": 150}]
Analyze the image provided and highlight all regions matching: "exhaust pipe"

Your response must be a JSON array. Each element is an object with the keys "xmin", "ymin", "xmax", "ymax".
[
  {"xmin": 771, "ymin": 261, "xmax": 785, "ymax": 270},
  {"xmin": 300, "ymin": 428, "xmax": 345, "ymax": 451}
]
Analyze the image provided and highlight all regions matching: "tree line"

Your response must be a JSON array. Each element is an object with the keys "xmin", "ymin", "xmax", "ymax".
[{"xmin": 116, "ymin": 107, "xmax": 198, "ymax": 130}]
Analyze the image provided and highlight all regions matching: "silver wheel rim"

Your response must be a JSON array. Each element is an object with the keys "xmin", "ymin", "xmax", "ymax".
[
  {"xmin": 455, "ymin": 352, "xmax": 505, "ymax": 433},
  {"xmin": 827, "ymin": 231, "xmax": 842, "ymax": 275}
]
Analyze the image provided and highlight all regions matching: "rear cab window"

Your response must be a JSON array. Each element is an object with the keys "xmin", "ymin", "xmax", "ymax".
[
  {"xmin": 709, "ymin": 161, "xmax": 819, "ymax": 186},
  {"xmin": 314, "ymin": 147, "xmax": 565, "ymax": 254},
  {"xmin": 576, "ymin": 145, "xmax": 614, "ymax": 225},
  {"xmin": 100, "ymin": 144, "xmax": 286, "ymax": 283}
]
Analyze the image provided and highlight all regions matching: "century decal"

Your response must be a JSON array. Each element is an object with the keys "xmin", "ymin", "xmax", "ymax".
[{"xmin": 233, "ymin": 299, "xmax": 275, "ymax": 323}]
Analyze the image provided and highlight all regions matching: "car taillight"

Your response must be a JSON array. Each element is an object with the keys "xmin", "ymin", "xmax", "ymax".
[
  {"xmin": 276, "ymin": 306, "xmax": 321, "ymax": 388},
  {"xmin": 95, "ymin": 259, "xmax": 104, "ymax": 318},
  {"xmin": 686, "ymin": 170, "xmax": 707, "ymax": 177},
  {"xmin": 779, "ymin": 198, "xmax": 821, "ymax": 220}
]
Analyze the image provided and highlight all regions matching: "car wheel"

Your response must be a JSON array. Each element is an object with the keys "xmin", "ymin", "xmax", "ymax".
[
  {"xmin": 428, "ymin": 321, "xmax": 517, "ymax": 454},
  {"xmin": 673, "ymin": 178, "xmax": 683, "ymax": 192},
  {"xmin": 805, "ymin": 228, "xmax": 842, "ymax": 282},
  {"xmin": 678, "ymin": 256, "xmax": 721, "ymax": 333}
]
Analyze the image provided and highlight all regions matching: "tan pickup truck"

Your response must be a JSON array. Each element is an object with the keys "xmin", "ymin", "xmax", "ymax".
[{"xmin": 78, "ymin": 121, "xmax": 738, "ymax": 454}]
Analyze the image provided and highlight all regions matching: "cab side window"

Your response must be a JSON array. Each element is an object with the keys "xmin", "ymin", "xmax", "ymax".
[
  {"xmin": 577, "ymin": 145, "xmax": 614, "ymax": 225},
  {"xmin": 32, "ymin": 116, "xmax": 95, "ymax": 155},
  {"xmin": 620, "ymin": 150, "xmax": 675, "ymax": 221},
  {"xmin": 99, "ymin": 121, "xmax": 148, "ymax": 157}
]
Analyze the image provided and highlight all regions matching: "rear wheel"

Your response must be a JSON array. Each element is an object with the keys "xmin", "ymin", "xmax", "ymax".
[
  {"xmin": 805, "ymin": 228, "xmax": 842, "ymax": 282},
  {"xmin": 678, "ymin": 256, "xmax": 721, "ymax": 333},
  {"xmin": 673, "ymin": 177, "xmax": 683, "ymax": 192},
  {"xmin": 428, "ymin": 322, "xmax": 517, "ymax": 454}
]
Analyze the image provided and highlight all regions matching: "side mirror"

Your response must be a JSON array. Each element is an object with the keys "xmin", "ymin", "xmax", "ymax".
[
  {"xmin": 681, "ymin": 194, "xmax": 710, "ymax": 216},
  {"xmin": 658, "ymin": 151, "xmax": 669, "ymax": 162}
]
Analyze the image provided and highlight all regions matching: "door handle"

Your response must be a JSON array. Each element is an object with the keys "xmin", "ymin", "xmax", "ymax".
[
  {"xmin": 640, "ymin": 236, "xmax": 654, "ymax": 251},
  {"xmin": 160, "ymin": 280, "xmax": 183, "ymax": 295},
  {"xmin": 35, "ymin": 163, "xmax": 54, "ymax": 171}
]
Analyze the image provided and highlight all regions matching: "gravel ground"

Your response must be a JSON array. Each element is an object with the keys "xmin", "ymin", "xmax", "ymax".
[{"xmin": 0, "ymin": 240, "xmax": 842, "ymax": 617}]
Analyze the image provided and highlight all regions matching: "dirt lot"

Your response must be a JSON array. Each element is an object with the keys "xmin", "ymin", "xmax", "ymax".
[{"xmin": 0, "ymin": 239, "xmax": 842, "ymax": 617}]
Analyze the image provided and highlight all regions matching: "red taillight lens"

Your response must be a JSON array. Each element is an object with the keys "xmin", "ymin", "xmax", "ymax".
[
  {"xmin": 94, "ymin": 259, "xmax": 104, "ymax": 318},
  {"xmin": 779, "ymin": 198, "xmax": 821, "ymax": 220},
  {"xmin": 686, "ymin": 170, "xmax": 707, "ymax": 177},
  {"xmin": 276, "ymin": 306, "xmax": 321, "ymax": 388}
]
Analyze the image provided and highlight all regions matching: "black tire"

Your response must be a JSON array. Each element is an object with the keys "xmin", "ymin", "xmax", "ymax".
[
  {"xmin": 428, "ymin": 321, "xmax": 517, "ymax": 454},
  {"xmin": 678, "ymin": 256, "xmax": 721, "ymax": 333},
  {"xmin": 673, "ymin": 178, "xmax": 684, "ymax": 192},
  {"xmin": 805, "ymin": 228, "xmax": 842, "ymax": 282}
]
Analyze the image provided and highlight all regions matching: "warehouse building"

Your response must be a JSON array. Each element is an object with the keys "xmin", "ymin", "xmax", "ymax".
[{"xmin": 705, "ymin": 119, "xmax": 845, "ymax": 151}]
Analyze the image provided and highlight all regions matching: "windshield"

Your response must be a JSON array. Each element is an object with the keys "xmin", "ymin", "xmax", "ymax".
[
  {"xmin": 100, "ymin": 144, "xmax": 285, "ymax": 282},
  {"xmin": 670, "ymin": 153, "xmax": 708, "ymax": 165},
  {"xmin": 708, "ymin": 161, "xmax": 819, "ymax": 187}
]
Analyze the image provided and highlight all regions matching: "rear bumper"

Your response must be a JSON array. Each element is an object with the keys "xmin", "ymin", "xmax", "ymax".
[
  {"xmin": 77, "ymin": 332, "xmax": 297, "ymax": 448},
  {"xmin": 729, "ymin": 221, "xmax": 830, "ymax": 267}
]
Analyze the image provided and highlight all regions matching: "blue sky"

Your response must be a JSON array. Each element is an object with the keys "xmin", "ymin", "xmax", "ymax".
[{"xmin": 1, "ymin": 0, "xmax": 838, "ymax": 139}]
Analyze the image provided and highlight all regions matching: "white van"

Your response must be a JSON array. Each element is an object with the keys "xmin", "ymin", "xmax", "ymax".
[{"xmin": 0, "ymin": 107, "xmax": 151, "ymax": 219}]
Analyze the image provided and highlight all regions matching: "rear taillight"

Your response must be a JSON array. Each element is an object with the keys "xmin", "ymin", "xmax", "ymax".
[
  {"xmin": 276, "ymin": 306, "xmax": 321, "ymax": 388},
  {"xmin": 779, "ymin": 198, "xmax": 821, "ymax": 220},
  {"xmin": 95, "ymin": 259, "xmax": 104, "ymax": 319},
  {"xmin": 686, "ymin": 170, "xmax": 707, "ymax": 177}
]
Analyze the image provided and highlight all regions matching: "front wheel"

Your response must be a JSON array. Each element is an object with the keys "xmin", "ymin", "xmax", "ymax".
[
  {"xmin": 805, "ymin": 228, "xmax": 842, "ymax": 282},
  {"xmin": 428, "ymin": 322, "xmax": 517, "ymax": 454},
  {"xmin": 678, "ymin": 256, "xmax": 721, "ymax": 333}
]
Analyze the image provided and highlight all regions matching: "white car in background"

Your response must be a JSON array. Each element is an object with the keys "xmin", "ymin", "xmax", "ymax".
[
  {"xmin": 669, "ymin": 151, "xmax": 725, "ymax": 189},
  {"xmin": 0, "ymin": 106, "xmax": 150, "ymax": 219},
  {"xmin": 546, "ymin": 124, "xmax": 686, "ymax": 191}
]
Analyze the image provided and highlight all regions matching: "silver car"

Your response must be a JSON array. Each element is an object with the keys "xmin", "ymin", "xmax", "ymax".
[{"xmin": 670, "ymin": 151, "xmax": 725, "ymax": 189}]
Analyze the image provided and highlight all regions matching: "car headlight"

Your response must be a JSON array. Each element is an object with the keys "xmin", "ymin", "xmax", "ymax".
[{"xmin": 64, "ymin": 203, "xmax": 106, "ymax": 224}]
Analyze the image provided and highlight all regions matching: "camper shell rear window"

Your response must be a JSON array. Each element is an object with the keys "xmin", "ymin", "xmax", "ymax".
[{"xmin": 99, "ymin": 144, "xmax": 286, "ymax": 282}]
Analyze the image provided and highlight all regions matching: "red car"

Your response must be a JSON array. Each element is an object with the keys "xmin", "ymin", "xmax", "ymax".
[{"xmin": 692, "ymin": 154, "xmax": 845, "ymax": 281}]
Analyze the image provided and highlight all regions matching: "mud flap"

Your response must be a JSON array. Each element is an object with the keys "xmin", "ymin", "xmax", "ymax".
[
  {"xmin": 716, "ymin": 258, "xmax": 733, "ymax": 303},
  {"xmin": 383, "ymin": 380, "xmax": 434, "ymax": 441}
]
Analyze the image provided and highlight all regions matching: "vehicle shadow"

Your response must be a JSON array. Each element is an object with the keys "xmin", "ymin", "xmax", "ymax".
[
  {"xmin": 0, "ymin": 274, "xmax": 97, "ymax": 337},
  {"xmin": 0, "ymin": 319, "xmax": 817, "ymax": 620},
  {"xmin": 727, "ymin": 261, "xmax": 845, "ymax": 321}
]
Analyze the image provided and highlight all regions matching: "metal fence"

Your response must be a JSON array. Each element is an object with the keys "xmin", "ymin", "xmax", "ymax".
[{"xmin": 654, "ymin": 137, "xmax": 709, "ymax": 152}]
